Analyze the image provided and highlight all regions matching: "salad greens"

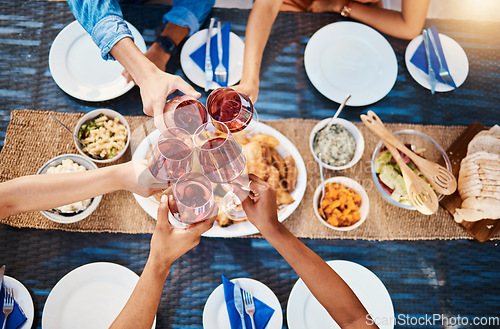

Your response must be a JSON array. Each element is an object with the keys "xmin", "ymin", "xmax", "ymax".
[
  {"xmin": 78, "ymin": 114, "xmax": 106, "ymax": 140},
  {"xmin": 375, "ymin": 149, "xmax": 427, "ymax": 206}
]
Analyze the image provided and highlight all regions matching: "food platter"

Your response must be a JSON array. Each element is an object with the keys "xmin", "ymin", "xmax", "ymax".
[
  {"xmin": 131, "ymin": 121, "xmax": 307, "ymax": 237},
  {"xmin": 440, "ymin": 123, "xmax": 500, "ymax": 242}
]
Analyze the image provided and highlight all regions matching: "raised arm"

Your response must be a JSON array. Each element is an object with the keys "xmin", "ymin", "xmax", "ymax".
[
  {"xmin": 309, "ymin": 0, "xmax": 430, "ymax": 39},
  {"xmin": 233, "ymin": 0, "xmax": 283, "ymax": 103},
  {"xmin": 110, "ymin": 197, "xmax": 216, "ymax": 329},
  {"xmin": 65, "ymin": 0, "xmax": 200, "ymax": 129},
  {"xmin": 0, "ymin": 160, "xmax": 161, "ymax": 220},
  {"xmin": 235, "ymin": 175, "xmax": 378, "ymax": 329}
]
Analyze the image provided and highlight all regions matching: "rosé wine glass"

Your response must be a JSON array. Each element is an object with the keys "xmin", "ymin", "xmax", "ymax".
[
  {"xmin": 171, "ymin": 172, "xmax": 215, "ymax": 225},
  {"xmin": 206, "ymin": 87, "xmax": 256, "ymax": 133},
  {"xmin": 162, "ymin": 95, "xmax": 208, "ymax": 134},
  {"xmin": 148, "ymin": 127, "xmax": 193, "ymax": 183},
  {"xmin": 193, "ymin": 121, "xmax": 247, "ymax": 184}
]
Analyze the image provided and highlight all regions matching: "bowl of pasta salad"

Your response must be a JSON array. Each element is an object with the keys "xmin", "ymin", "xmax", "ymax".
[{"xmin": 74, "ymin": 109, "xmax": 130, "ymax": 163}]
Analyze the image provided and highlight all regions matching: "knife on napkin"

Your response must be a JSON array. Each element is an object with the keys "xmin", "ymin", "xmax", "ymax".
[
  {"xmin": 233, "ymin": 282, "xmax": 247, "ymax": 329},
  {"xmin": 422, "ymin": 29, "xmax": 437, "ymax": 94},
  {"xmin": 204, "ymin": 18, "xmax": 216, "ymax": 92}
]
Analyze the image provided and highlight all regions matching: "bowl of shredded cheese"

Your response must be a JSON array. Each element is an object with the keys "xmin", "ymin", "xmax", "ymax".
[
  {"xmin": 37, "ymin": 154, "xmax": 102, "ymax": 224},
  {"xmin": 74, "ymin": 108, "xmax": 130, "ymax": 163}
]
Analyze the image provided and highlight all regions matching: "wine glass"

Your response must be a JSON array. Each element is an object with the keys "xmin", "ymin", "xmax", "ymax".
[
  {"xmin": 206, "ymin": 87, "xmax": 255, "ymax": 133},
  {"xmin": 162, "ymin": 95, "xmax": 208, "ymax": 134},
  {"xmin": 171, "ymin": 172, "xmax": 215, "ymax": 225},
  {"xmin": 148, "ymin": 127, "xmax": 193, "ymax": 183},
  {"xmin": 193, "ymin": 121, "xmax": 247, "ymax": 184}
]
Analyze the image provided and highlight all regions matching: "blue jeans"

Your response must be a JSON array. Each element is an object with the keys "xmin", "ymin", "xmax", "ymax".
[{"xmin": 67, "ymin": 0, "xmax": 214, "ymax": 60}]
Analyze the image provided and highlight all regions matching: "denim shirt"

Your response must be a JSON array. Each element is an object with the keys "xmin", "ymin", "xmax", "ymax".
[{"xmin": 67, "ymin": 0, "xmax": 214, "ymax": 61}]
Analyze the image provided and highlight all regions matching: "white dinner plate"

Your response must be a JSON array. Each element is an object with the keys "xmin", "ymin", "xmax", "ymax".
[
  {"xmin": 131, "ymin": 121, "xmax": 307, "ymax": 237},
  {"xmin": 180, "ymin": 28, "xmax": 245, "ymax": 90},
  {"xmin": 203, "ymin": 278, "xmax": 283, "ymax": 329},
  {"xmin": 3, "ymin": 276, "xmax": 34, "ymax": 329},
  {"xmin": 405, "ymin": 33, "xmax": 469, "ymax": 92},
  {"xmin": 287, "ymin": 260, "xmax": 394, "ymax": 329},
  {"xmin": 42, "ymin": 262, "xmax": 155, "ymax": 329},
  {"xmin": 304, "ymin": 22, "xmax": 397, "ymax": 106},
  {"xmin": 49, "ymin": 20, "xmax": 147, "ymax": 102}
]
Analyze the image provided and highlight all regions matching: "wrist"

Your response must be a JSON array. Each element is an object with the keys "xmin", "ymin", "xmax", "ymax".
[{"xmin": 147, "ymin": 251, "xmax": 172, "ymax": 278}]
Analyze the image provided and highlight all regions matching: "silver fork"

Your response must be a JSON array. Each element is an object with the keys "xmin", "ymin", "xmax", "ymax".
[
  {"xmin": 2, "ymin": 288, "xmax": 14, "ymax": 329},
  {"xmin": 214, "ymin": 21, "xmax": 227, "ymax": 86},
  {"xmin": 242, "ymin": 290, "xmax": 256, "ymax": 329},
  {"xmin": 427, "ymin": 28, "xmax": 454, "ymax": 86}
]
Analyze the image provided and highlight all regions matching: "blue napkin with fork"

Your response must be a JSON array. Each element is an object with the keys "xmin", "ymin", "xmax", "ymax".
[
  {"xmin": 221, "ymin": 275, "xmax": 274, "ymax": 329},
  {"xmin": 189, "ymin": 22, "xmax": 231, "ymax": 87},
  {"xmin": 410, "ymin": 25, "xmax": 457, "ymax": 88},
  {"xmin": 0, "ymin": 285, "xmax": 27, "ymax": 329}
]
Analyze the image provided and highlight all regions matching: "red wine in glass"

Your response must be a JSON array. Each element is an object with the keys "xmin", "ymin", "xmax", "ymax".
[
  {"xmin": 162, "ymin": 96, "xmax": 208, "ymax": 134},
  {"xmin": 173, "ymin": 172, "xmax": 214, "ymax": 224},
  {"xmin": 207, "ymin": 87, "xmax": 254, "ymax": 133},
  {"xmin": 148, "ymin": 128, "xmax": 193, "ymax": 183}
]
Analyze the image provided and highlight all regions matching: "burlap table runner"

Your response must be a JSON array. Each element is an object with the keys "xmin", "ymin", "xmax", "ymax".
[{"xmin": 1, "ymin": 110, "xmax": 494, "ymax": 240}]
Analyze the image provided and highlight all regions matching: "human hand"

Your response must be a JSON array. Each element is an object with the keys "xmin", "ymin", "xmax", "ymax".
[
  {"xmin": 232, "ymin": 81, "xmax": 259, "ymax": 104},
  {"xmin": 122, "ymin": 43, "xmax": 171, "ymax": 83},
  {"xmin": 150, "ymin": 195, "xmax": 216, "ymax": 266},
  {"xmin": 233, "ymin": 174, "xmax": 280, "ymax": 234},
  {"xmin": 120, "ymin": 160, "xmax": 170, "ymax": 197}
]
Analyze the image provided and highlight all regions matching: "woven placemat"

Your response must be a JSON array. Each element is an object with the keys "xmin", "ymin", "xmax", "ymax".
[{"xmin": 1, "ymin": 110, "xmax": 496, "ymax": 240}]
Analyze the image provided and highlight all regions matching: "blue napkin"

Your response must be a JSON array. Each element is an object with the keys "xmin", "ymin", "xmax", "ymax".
[
  {"xmin": 221, "ymin": 275, "xmax": 274, "ymax": 329},
  {"xmin": 410, "ymin": 25, "xmax": 457, "ymax": 88},
  {"xmin": 189, "ymin": 22, "xmax": 231, "ymax": 87},
  {"xmin": 0, "ymin": 285, "xmax": 27, "ymax": 329}
]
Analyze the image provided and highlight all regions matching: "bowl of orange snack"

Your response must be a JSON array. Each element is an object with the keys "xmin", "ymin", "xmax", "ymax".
[{"xmin": 313, "ymin": 177, "xmax": 369, "ymax": 231}]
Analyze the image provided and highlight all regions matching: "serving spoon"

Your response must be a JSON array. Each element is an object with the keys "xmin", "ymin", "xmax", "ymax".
[
  {"xmin": 383, "ymin": 141, "xmax": 439, "ymax": 215},
  {"xmin": 49, "ymin": 113, "xmax": 105, "ymax": 160},
  {"xmin": 361, "ymin": 111, "xmax": 456, "ymax": 195},
  {"xmin": 317, "ymin": 152, "xmax": 326, "ymax": 219}
]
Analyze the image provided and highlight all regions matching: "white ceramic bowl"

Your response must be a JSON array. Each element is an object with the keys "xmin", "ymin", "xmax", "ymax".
[
  {"xmin": 313, "ymin": 176, "xmax": 369, "ymax": 231},
  {"xmin": 309, "ymin": 118, "xmax": 365, "ymax": 171},
  {"xmin": 37, "ymin": 154, "xmax": 102, "ymax": 224},
  {"xmin": 74, "ymin": 108, "xmax": 131, "ymax": 163}
]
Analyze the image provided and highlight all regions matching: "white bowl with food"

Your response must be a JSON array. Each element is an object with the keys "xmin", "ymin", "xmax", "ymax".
[
  {"xmin": 310, "ymin": 118, "xmax": 364, "ymax": 171},
  {"xmin": 313, "ymin": 177, "xmax": 369, "ymax": 231},
  {"xmin": 36, "ymin": 154, "xmax": 102, "ymax": 224},
  {"xmin": 74, "ymin": 108, "xmax": 130, "ymax": 163}
]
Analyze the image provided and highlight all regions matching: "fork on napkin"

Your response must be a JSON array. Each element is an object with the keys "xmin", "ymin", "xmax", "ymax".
[
  {"xmin": 221, "ymin": 275, "xmax": 274, "ymax": 329},
  {"xmin": 1, "ymin": 285, "xmax": 27, "ymax": 329},
  {"xmin": 410, "ymin": 25, "xmax": 457, "ymax": 88},
  {"xmin": 190, "ymin": 22, "xmax": 231, "ymax": 87}
]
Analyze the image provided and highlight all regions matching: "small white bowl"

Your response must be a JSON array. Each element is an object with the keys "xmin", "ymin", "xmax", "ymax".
[
  {"xmin": 37, "ymin": 154, "xmax": 102, "ymax": 224},
  {"xmin": 74, "ymin": 108, "xmax": 131, "ymax": 163},
  {"xmin": 313, "ymin": 176, "xmax": 369, "ymax": 231},
  {"xmin": 309, "ymin": 118, "xmax": 365, "ymax": 170}
]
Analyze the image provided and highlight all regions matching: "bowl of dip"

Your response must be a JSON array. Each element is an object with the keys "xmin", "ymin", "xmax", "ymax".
[{"xmin": 310, "ymin": 118, "xmax": 364, "ymax": 170}]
